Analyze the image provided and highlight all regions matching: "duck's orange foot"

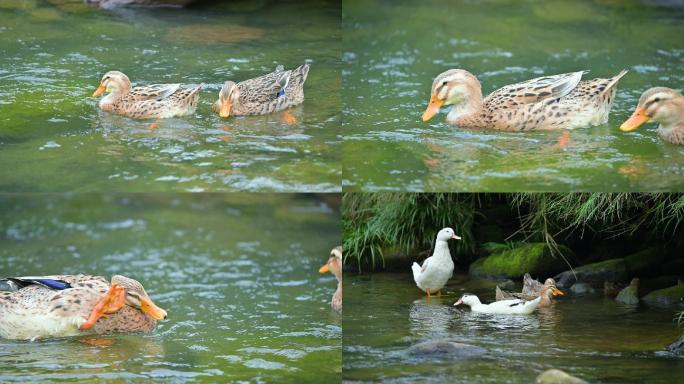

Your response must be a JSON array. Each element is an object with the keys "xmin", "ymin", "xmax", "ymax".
[
  {"xmin": 80, "ymin": 284, "xmax": 125, "ymax": 330},
  {"xmin": 149, "ymin": 121, "xmax": 161, "ymax": 131},
  {"xmin": 552, "ymin": 130, "xmax": 571, "ymax": 150},
  {"xmin": 281, "ymin": 109, "xmax": 297, "ymax": 125}
]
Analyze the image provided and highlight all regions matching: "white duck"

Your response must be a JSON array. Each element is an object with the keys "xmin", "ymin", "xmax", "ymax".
[
  {"xmin": 453, "ymin": 285, "xmax": 553, "ymax": 315},
  {"xmin": 411, "ymin": 227, "xmax": 461, "ymax": 297}
]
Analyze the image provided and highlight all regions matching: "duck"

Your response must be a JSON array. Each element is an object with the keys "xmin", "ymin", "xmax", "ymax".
[
  {"xmin": 0, "ymin": 274, "xmax": 167, "ymax": 340},
  {"xmin": 495, "ymin": 275, "xmax": 564, "ymax": 307},
  {"xmin": 212, "ymin": 63, "xmax": 310, "ymax": 119},
  {"xmin": 319, "ymin": 246, "xmax": 342, "ymax": 312},
  {"xmin": 422, "ymin": 68, "xmax": 628, "ymax": 131},
  {"xmin": 454, "ymin": 285, "xmax": 555, "ymax": 315},
  {"xmin": 620, "ymin": 87, "xmax": 684, "ymax": 145},
  {"xmin": 92, "ymin": 70, "xmax": 202, "ymax": 119},
  {"xmin": 411, "ymin": 227, "xmax": 461, "ymax": 297}
]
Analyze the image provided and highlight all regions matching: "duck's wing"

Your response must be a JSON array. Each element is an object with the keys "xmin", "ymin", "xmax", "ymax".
[
  {"xmin": 522, "ymin": 273, "xmax": 543, "ymax": 296},
  {"xmin": 238, "ymin": 67, "xmax": 292, "ymax": 104},
  {"xmin": 487, "ymin": 298, "xmax": 527, "ymax": 312},
  {"xmin": 420, "ymin": 256, "xmax": 434, "ymax": 272},
  {"xmin": 495, "ymin": 285, "xmax": 511, "ymax": 301},
  {"xmin": 130, "ymin": 84, "xmax": 181, "ymax": 101},
  {"xmin": 1, "ymin": 275, "xmax": 108, "ymax": 291},
  {"xmin": 486, "ymin": 71, "xmax": 586, "ymax": 107}
]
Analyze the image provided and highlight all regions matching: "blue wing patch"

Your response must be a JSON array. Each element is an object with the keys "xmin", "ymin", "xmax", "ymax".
[
  {"xmin": 3, "ymin": 277, "xmax": 72, "ymax": 291},
  {"xmin": 276, "ymin": 89, "xmax": 285, "ymax": 98}
]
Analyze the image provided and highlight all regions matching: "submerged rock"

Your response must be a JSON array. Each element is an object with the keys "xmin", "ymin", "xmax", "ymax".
[
  {"xmin": 570, "ymin": 283, "xmax": 595, "ymax": 295},
  {"xmin": 410, "ymin": 340, "xmax": 487, "ymax": 360},
  {"xmin": 667, "ymin": 337, "xmax": 684, "ymax": 354},
  {"xmin": 555, "ymin": 258, "xmax": 628, "ymax": 288},
  {"xmin": 642, "ymin": 283, "xmax": 684, "ymax": 308},
  {"xmin": 165, "ymin": 24, "xmax": 265, "ymax": 45},
  {"xmin": 616, "ymin": 278, "xmax": 640, "ymax": 305},
  {"xmin": 536, "ymin": 369, "xmax": 588, "ymax": 384},
  {"xmin": 469, "ymin": 243, "xmax": 575, "ymax": 279}
]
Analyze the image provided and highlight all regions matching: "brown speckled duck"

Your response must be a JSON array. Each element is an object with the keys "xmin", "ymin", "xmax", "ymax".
[
  {"xmin": 213, "ymin": 64, "xmax": 310, "ymax": 118},
  {"xmin": 319, "ymin": 246, "xmax": 342, "ymax": 312},
  {"xmin": 496, "ymin": 274, "xmax": 564, "ymax": 307},
  {"xmin": 620, "ymin": 87, "xmax": 684, "ymax": 145},
  {"xmin": 423, "ymin": 69, "xmax": 628, "ymax": 130},
  {"xmin": 93, "ymin": 71, "xmax": 201, "ymax": 119},
  {"xmin": 0, "ymin": 275, "xmax": 166, "ymax": 340}
]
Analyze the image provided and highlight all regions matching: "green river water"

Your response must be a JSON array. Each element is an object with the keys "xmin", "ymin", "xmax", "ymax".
[
  {"xmin": 342, "ymin": 0, "xmax": 684, "ymax": 191},
  {"xmin": 0, "ymin": 193, "xmax": 341, "ymax": 382},
  {"xmin": 343, "ymin": 273, "xmax": 684, "ymax": 383},
  {"xmin": 0, "ymin": 0, "xmax": 340, "ymax": 192}
]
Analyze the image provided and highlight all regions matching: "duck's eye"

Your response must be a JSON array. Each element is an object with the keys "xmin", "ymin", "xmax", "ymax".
[
  {"xmin": 442, "ymin": 81, "xmax": 448, "ymax": 86},
  {"xmin": 653, "ymin": 97, "xmax": 660, "ymax": 103}
]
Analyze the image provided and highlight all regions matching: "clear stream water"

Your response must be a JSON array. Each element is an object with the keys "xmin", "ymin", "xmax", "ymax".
[
  {"xmin": 0, "ymin": 194, "xmax": 341, "ymax": 382},
  {"xmin": 0, "ymin": 0, "xmax": 341, "ymax": 192},
  {"xmin": 342, "ymin": 0, "xmax": 684, "ymax": 191},
  {"xmin": 343, "ymin": 273, "xmax": 684, "ymax": 383}
]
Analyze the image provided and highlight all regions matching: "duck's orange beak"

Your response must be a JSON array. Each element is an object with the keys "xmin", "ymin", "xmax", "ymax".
[
  {"xmin": 140, "ymin": 297, "xmax": 167, "ymax": 321},
  {"xmin": 451, "ymin": 234, "xmax": 461, "ymax": 240},
  {"xmin": 219, "ymin": 101, "xmax": 232, "ymax": 118},
  {"xmin": 319, "ymin": 262, "xmax": 331, "ymax": 274},
  {"xmin": 550, "ymin": 286, "xmax": 565, "ymax": 296},
  {"xmin": 453, "ymin": 298, "xmax": 463, "ymax": 306},
  {"xmin": 92, "ymin": 83, "xmax": 106, "ymax": 97},
  {"xmin": 422, "ymin": 94, "xmax": 444, "ymax": 122},
  {"xmin": 620, "ymin": 107, "xmax": 650, "ymax": 132}
]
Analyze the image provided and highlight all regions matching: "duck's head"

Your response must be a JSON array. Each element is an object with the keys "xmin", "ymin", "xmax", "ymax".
[
  {"xmin": 453, "ymin": 293, "xmax": 480, "ymax": 307},
  {"xmin": 541, "ymin": 280, "xmax": 564, "ymax": 298},
  {"xmin": 422, "ymin": 69, "xmax": 482, "ymax": 122},
  {"xmin": 217, "ymin": 81, "xmax": 239, "ymax": 118},
  {"xmin": 436, "ymin": 227, "xmax": 461, "ymax": 242},
  {"xmin": 111, "ymin": 275, "xmax": 167, "ymax": 321},
  {"xmin": 621, "ymin": 87, "xmax": 684, "ymax": 132},
  {"xmin": 319, "ymin": 246, "xmax": 342, "ymax": 279},
  {"xmin": 93, "ymin": 71, "xmax": 131, "ymax": 97}
]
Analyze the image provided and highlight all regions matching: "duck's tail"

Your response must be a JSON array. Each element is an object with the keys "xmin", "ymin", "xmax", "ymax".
[
  {"xmin": 602, "ymin": 69, "xmax": 628, "ymax": 95},
  {"xmin": 295, "ymin": 63, "xmax": 310, "ymax": 85},
  {"xmin": 411, "ymin": 262, "xmax": 422, "ymax": 286}
]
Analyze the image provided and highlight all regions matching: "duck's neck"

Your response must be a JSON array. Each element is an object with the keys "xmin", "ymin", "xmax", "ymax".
[
  {"xmin": 658, "ymin": 122, "xmax": 684, "ymax": 146},
  {"xmin": 468, "ymin": 297, "xmax": 482, "ymax": 307},
  {"xmin": 99, "ymin": 89, "xmax": 127, "ymax": 111},
  {"xmin": 433, "ymin": 240, "xmax": 451, "ymax": 258},
  {"xmin": 446, "ymin": 92, "xmax": 484, "ymax": 127}
]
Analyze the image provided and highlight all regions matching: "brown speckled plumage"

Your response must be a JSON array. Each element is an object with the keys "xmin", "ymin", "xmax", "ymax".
[
  {"xmin": 621, "ymin": 87, "xmax": 684, "ymax": 145},
  {"xmin": 213, "ymin": 63, "xmax": 309, "ymax": 117},
  {"xmin": 94, "ymin": 70, "xmax": 202, "ymax": 119},
  {"xmin": 495, "ymin": 274, "xmax": 561, "ymax": 307},
  {"xmin": 424, "ymin": 69, "xmax": 628, "ymax": 131},
  {"xmin": 0, "ymin": 274, "xmax": 161, "ymax": 340}
]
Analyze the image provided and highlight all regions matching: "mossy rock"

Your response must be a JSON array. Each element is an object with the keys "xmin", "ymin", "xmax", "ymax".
[
  {"xmin": 469, "ymin": 243, "xmax": 574, "ymax": 279},
  {"xmin": 642, "ymin": 284, "xmax": 684, "ymax": 308},
  {"xmin": 555, "ymin": 258, "xmax": 628, "ymax": 288},
  {"xmin": 624, "ymin": 247, "xmax": 665, "ymax": 276},
  {"xmin": 616, "ymin": 282, "xmax": 639, "ymax": 305}
]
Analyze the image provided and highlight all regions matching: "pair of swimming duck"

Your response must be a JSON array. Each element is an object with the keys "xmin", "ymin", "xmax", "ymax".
[
  {"xmin": 92, "ymin": 63, "xmax": 309, "ymax": 120},
  {"xmin": 423, "ymin": 69, "xmax": 684, "ymax": 145},
  {"xmin": 412, "ymin": 227, "xmax": 563, "ymax": 315}
]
